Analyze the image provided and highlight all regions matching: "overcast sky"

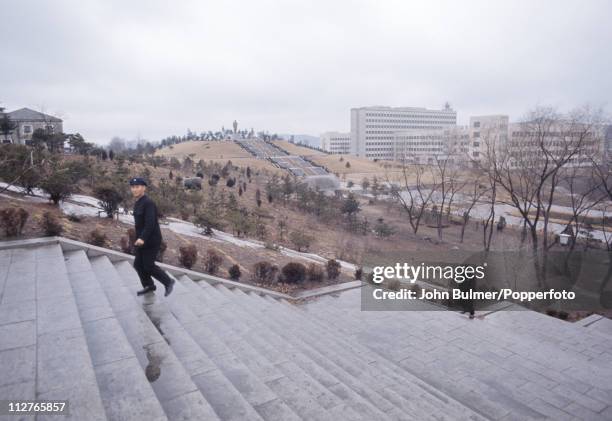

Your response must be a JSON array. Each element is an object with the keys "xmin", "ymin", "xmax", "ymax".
[{"xmin": 1, "ymin": 0, "xmax": 610, "ymax": 144}]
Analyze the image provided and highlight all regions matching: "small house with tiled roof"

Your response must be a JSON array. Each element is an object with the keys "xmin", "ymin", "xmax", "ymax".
[{"xmin": 0, "ymin": 107, "xmax": 63, "ymax": 144}]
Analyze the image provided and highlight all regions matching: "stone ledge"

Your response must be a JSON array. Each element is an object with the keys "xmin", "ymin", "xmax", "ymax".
[
  {"xmin": 292, "ymin": 281, "xmax": 364, "ymax": 299},
  {"xmin": 0, "ymin": 237, "xmax": 365, "ymax": 301},
  {"xmin": 0, "ymin": 236, "xmax": 60, "ymax": 250}
]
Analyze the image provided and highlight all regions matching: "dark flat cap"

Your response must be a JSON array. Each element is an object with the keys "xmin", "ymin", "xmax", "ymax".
[{"xmin": 129, "ymin": 177, "xmax": 147, "ymax": 186}]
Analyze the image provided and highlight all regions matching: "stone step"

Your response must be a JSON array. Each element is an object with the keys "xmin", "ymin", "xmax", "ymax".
[
  {"xmin": 192, "ymin": 282, "xmax": 396, "ymax": 419},
  {"xmin": 256, "ymin": 290, "xmax": 476, "ymax": 419},
  {"xmin": 199, "ymin": 282, "xmax": 382, "ymax": 419},
  {"xmin": 172, "ymin": 281, "xmax": 297, "ymax": 416},
  {"xmin": 198, "ymin": 282, "xmax": 428, "ymax": 421},
  {"xmin": 140, "ymin": 271, "xmax": 299, "ymax": 421},
  {"xmin": 64, "ymin": 249, "xmax": 164, "ymax": 421},
  {"xmin": 289, "ymin": 293, "xmax": 543, "ymax": 420},
  {"xmin": 174, "ymin": 279, "xmax": 286, "ymax": 383},
  {"xmin": 295, "ymin": 291, "xmax": 610, "ymax": 420},
  {"xmin": 584, "ymin": 316, "xmax": 612, "ymax": 339},
  {"xmin": 4, "ymin": 240, "xmax": 610, "ymax": 420},
  {"xmin": 192, "ymin": 281, "xmax": 372, "ymax": 421},
  {"xmin": 89, "ymin": 255, "xmax": 217, "ymax": 421},
  {"xmin": 112, "ymin": 259, "xmax": 226, "ymax": 421},
  {"xmin": 0, "ymin": 246, "xmax": 38, "ymax": 407},
  {"xmin": 174, "ymin": 274, "xmax": 332, "ymax": 420},
  {"xmin": 35, "ymin": 245, "xmax": 110, "ymax": 421},
  {"xmin": 317, "ymin": 287, "xmax": 611, "ymax": 371},
  {"xmin": 486, "ymin": 310, "xmax": 612, "ymax": 358},
  {"xmin": 216, "ymin": 286, "xmax": 416, "ymax": 421},
  {"xmin": 0, "ymin": 248, "xmax": 13, "ymax": 302},
  {"xmin": 1, "ymin": 246, "xmax": 37, "ymax": 306},
  {"xmin": 115, "ymin": 263, "xmax": 283, "ymax": 421},
  {"xmin": 248, "ymin": 290, "xmax": 485, "ymax": 421},
  {"xmin": 0, "ymin": 245, "xmax": 108, "ymax": 421},
  {"xmin": 323, "ymin": 290, "xmax": 611, "ymax": 386}
]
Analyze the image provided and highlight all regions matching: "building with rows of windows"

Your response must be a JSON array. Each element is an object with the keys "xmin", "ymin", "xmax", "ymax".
[
  {"xmin": 320, "ymin": 131, "xmax": 351, "ymax": 154},
  {"xmin": 469, "ymin": 114, "xmax": 607, "ymax": 169},
  {"xmin": 322, "ymin": 106, "xmax": 609, "ymax": 168},
  {"xmin": 349, "ymin": 105, "xmax": 457, "ymax": 159},
  {"xmin": 389, "ymin": 125, "xmax": 471, "ymax": 164}
]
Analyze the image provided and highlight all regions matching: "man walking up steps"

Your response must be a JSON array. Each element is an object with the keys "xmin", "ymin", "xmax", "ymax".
[{"xmin": 129, "ymin": 177, "xmax": 175, "ymax": 296}]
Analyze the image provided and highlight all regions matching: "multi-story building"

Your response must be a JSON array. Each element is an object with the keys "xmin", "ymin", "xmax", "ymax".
[
  {"xmin": 507, "ymin": 121, "xmax": 603, "ymax": 169},
  {"xmin": 0, "ymin": 107, "xmax": 63, "ymax": 145},
  {"xmin": 344, "ymin": 107, "xmax": 607, "ymax": 168},
  {"xmin": 320, "ymin": 131, "xmax": 351, "ymax": 154},
  {"xmin": 390, "ymin": 126, "xmax": 470, "ymax": 164},
  {"xmin": 447, "ymin": 125, "xmax": 471, "ymax": 161},
  {"xmin": 468, "ymin": 114, "xmax": 604, "ymax": 168},
  {"xmin": 350, "ymin": 105, "xmax": 457, "ymax": 159},
  {"xmin": 468, "ymin": 115, "xmax": 509, "ymax": 165},
  {"xmin": 392, "ymin": 128, "xmax": 450, "ymax": 164}
]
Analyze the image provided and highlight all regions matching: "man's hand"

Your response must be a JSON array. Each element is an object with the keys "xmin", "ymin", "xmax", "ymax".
[{"xmin": 135, "ymin": 238, "xmax": 144, "ymax": 247}]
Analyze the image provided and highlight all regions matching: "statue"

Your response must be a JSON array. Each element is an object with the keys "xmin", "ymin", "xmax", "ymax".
[{"xmin": 233, "ymin": 120, "xmax": 238, "ymax": 134}]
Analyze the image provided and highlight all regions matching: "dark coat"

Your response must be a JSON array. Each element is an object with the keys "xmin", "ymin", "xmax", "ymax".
[{"xmin": 133, "ymin": 195, "xmax": 162, "ymax": 249}]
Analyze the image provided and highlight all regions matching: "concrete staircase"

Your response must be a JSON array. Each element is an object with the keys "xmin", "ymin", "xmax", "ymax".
[
  {"xmin": 1, "ymin": 240, "xmax": 611, "ymax": 420},
  {"xmin": 235, "ymin": 138, "xmax": 328, "ymax": 177},
  {"xmin": 300, "ymin": 288, "xmax": 612, "ymax": 421}
]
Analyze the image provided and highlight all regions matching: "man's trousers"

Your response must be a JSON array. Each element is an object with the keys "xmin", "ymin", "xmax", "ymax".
[{"xmin": 133, "ymin": 246, "xmax": 173, "ymax": 289}]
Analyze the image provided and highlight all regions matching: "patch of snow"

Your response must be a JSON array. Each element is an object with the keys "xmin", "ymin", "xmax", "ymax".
[
  {"xmin": 0, "ymin": 185, "xmax": 50, "ymax": 203},
  {"xmin": 70, "ymin": 194, "xmax": 103, "ymax": 208},
  {"xmin": 59, "ymin": 201, "xmax": 100, "ymax": 217},
  {"xmin": 1, "ymin": 181, "xmax": 360, "ymax": 270}
]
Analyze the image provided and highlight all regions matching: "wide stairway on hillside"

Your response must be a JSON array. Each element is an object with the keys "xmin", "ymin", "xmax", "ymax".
[
  {"xmin": 235, "ymin": 139, "xmax": 328, "ymax": 176},
  {"xmin": 1, "ymin": 239, "xmax": 611, "ymax": 420}
]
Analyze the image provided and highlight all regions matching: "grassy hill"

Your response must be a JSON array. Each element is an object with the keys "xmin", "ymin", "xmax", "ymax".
[
  {"xmin": 155, "ymin": 140, "xmax": 281, "ymax": 174},
  {"xmin": 274, "ymin": 140, "xmax": 326, "ymax": 156}
]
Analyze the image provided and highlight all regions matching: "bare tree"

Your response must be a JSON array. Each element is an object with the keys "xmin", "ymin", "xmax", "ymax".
[
  {"xmin": 0, "ymin": 113, "xmax": 16, "ymax": 143},
  {"xmin": 388, "ymin": 161, "xmax": 434, "ymax": 234},
  {"xmin": 482, "ymin": 172, "xmax": 497, "ymax": 251},
  {"xmin": 459, "ymin": 175, "xmax": 488, "ymax": 243},
  {"xmin": 562, "ymin": 166, "xmax": 604, "ymax": 251},
  {"xmin": 428, "ymin": 157, "xmax": 463, "ymax": 241},
  {"xmin": 540, "ymin": 107, "xmax": 604, "ymax": 249},
  {"xmin": 479, "ymin": 106, "xmax": 603, "ymax": 252},
  {"xmin": 0, "ymin": 146, "xmax": 39, "ymax": 194},
  {"xmin": 109, "ymin": 137, "xmax": 127, "ymax": 153},
  {"xmin": 444, "ymin": 162, "xmax": 469, "ymax": 223},
  {"xmin": 600, "ymin": 205, "xmax": 612, "ymax": 251}
]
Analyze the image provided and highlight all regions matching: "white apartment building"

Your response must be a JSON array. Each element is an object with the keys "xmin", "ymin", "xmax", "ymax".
[
  {"xmin": 320, "ymin": 131, "xmax": 351, "ymax": 154},
  {"xmin": 350, "ymin": 105, "xmax": 457, "ymax": 159}
]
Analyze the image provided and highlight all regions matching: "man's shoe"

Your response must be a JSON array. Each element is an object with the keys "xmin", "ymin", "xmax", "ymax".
[
  {"xmin": 165, "ymin": 279, "xmax": 175, "ymax": 297},
  {"xmin": 137, "ymin": 286, "xmax": 156, "ymax": 296}
]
